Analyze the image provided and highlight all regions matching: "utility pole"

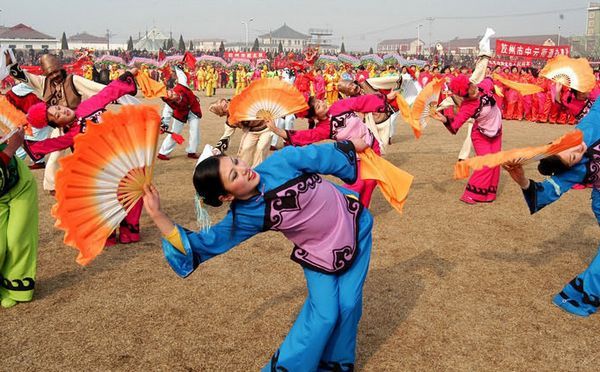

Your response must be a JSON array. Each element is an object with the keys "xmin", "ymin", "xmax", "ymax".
[
  {"xmin": 417, "ymin": 24, "xmax": 423, "ymax": 55},
  {"xmin": 425, "ymin": 17, "xmax": 434, "ymax": 55}
]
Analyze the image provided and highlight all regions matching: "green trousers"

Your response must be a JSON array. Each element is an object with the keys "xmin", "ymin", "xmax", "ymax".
[{"xmin": 0, "ymin": 157, "xmax": 38, "ymax": 302}]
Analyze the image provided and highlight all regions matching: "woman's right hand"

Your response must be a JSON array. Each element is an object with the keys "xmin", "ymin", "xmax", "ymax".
[
  {"xmin": 429, "ymin": 111, "xmax": 447, "ymax": 123},
  {"xmin": 265, "ymin": 119, "xmax": 277, "ymax": 131},
  {"xmin": 502, "ymin": 160, "xmax": 530, "ymax": 189}
]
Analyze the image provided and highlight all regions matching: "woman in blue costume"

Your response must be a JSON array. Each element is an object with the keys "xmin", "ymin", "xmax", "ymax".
[
  {"xmin": 143, "ymin": 138, "xmax": 372, "ymax": 371},
  {"xmin": 504, "ymin": 99, "xmax": 600, "ymax": 317}
]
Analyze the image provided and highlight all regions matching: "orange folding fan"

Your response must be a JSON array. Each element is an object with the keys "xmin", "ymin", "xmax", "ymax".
[
  {"xmin": 410, "ymin": 78, "xmax": 444, "ymax": 130},
  {"xmin": 540, "ymin": 55, "xmax": 595, "ymax": 93},
  {"xmin": 228, "ymin": 78, "xmax": 308, "ymax": 124},
  {"xmin": 52, "ymin": 105, "xmax": 161, "ymax": 265},
  {"xmin": 454, "ymin": 129, "xmax": 583, "ymax": 179},
  {"xmin": 0, "ymin": 95, "xmax": 31, "ymax": 142}
]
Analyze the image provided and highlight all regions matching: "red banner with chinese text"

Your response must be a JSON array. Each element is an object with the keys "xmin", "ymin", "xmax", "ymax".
[
  {"xmin": 495, "ymin": 40, "xmax": 570, "ymax": 59},
  {"xmin": 224, "ymin": 51, "xmax": 266, "ymax": 60}
]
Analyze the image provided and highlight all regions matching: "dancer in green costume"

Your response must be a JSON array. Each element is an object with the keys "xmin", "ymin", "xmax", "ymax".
[{"xmin": 0, "ymin": 128, "xmax": 38, "ymax": 308}]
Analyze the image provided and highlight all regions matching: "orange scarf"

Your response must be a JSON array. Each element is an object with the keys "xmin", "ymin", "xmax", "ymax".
[
  {"xmin": 135, "ymin": 74, "xmax": 167, "ymax": 99},
  {"xmin": 360, "ymin": 148, "xmax": 413, "ymax": 213}
]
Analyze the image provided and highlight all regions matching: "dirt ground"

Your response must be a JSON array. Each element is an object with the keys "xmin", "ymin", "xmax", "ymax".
[{"xmin": 3, "ymin": 88, "xmax": 600, "ymax": 371}]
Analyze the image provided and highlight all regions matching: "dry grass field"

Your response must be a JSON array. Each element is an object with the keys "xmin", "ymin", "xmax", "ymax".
[{"xmin": 3, "ymin": 88, "xmax": 600, "ymax": 371}]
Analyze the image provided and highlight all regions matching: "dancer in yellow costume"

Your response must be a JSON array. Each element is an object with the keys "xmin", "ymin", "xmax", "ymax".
[
  {"xmin": 109, "ymin": 64, "xmax": 120, "ymax": 81},
  {"xmin": 324, "ymin": 64, "xmax": 340, "ymax": 105},
  {"xmin": 205, "ymin": 66, "xmax": 217, "ymax": 97},
  {"xmin": 235, "ymin": 65, "xmax": 247, "ymax": 95},
  {"xmin": 196, "ymin": 66, "xmax": 206, "ymax": 91}
]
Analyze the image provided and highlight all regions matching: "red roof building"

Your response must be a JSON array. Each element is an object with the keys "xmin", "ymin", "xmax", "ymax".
[{"xmin": 0, "ymin": 23, "xmax": 58, "ymax": 50}]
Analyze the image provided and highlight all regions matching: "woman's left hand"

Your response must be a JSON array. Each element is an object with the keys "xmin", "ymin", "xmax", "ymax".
[{"xmin": 142, "ymin": 184, "xmax": 162, "ymax": 217}]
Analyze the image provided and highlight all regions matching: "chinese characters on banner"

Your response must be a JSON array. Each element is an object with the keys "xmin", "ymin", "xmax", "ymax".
[
  {"xmin": 489, "ymin": 58, "xmax": 533, "ymax": 68},
  {"xmin": 495, "ymin": 40, "xmax": 570, "ymax": 59},
  {"xmin": 224, "ymin": 51, "xmax": 267, "ymax": 60}
]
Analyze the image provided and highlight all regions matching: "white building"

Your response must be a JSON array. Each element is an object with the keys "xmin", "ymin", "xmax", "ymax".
[
  {"xmin": 68, "ymin": 32, "xmax": 127, "ymax": 51},
  {"xmin": 377, "ymin": 38, "xmax": 425, "ymax": 54},
  {"xmin": 0, "ymin": 23, "xmax": 58, "ymax": 50},
  {"xmin": 258, "ymin": 23, "xmax": 310, "ymax": 52},
  {"xmin": 191, "ymin": 38, "xmax": 226, "ymax": 52}
]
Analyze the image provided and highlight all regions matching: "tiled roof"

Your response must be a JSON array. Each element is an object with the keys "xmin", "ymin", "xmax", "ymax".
[
  {"xmin": 0, "ymin": 23, "xmax": 55, "ymax": 40},
  {"xmin": 68, "ymin": 32, "xmax": 108, "ymax": 43},
  {"xmin": 259, "ymin": 23, "xmax": 309, "ymax": 39}
]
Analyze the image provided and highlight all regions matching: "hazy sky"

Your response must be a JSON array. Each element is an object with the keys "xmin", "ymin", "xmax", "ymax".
[{"xmin": 2, "ymin": 0, "xmax": 593, "ymax": 50}]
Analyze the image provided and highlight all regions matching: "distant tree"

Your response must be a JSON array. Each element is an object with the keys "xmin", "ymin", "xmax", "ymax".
[
  {"xmin": 166, "ymin": 37, "xmax": 174, "ymax": 50},
  {"xmin": 189, "ymin": 40, "xmax": 194, "ymax": 51},
  {"xmin": 252, "ymin": 38, "xmax": 260, "ymax": 51},
  {"xmin": 340, "ymin": 42, "xmax": 346, "ymax": 53},
  {"xmin": 219, "ymin": 41, "xmax": 225, "ymax": 53},
  {"xmin": 178, "ymin": 35, "xmax": 186, "ymax": 51},
  {"xmin": 127, "ymin": 36, "xmax": 134, "ymax": 51},
  {"xmin": 369, "ymin": 47, "xmax": 373, "ymax": 54},
  {"xmin": 278, "ymin": 41, "xmax": 284, "ymax": 53},
  {"xmin": 61, "ymin": 32, "xmax": 69, "ymax": 50},
  {"xmin": 163, "ymin": 40, "xmax": 167, "ymax": 50}
]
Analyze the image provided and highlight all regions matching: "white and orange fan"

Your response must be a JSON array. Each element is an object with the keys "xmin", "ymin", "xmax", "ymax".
[
  {"xmin": 540, "ymin": 55, "xmax": 595, "ymax": 93},
  {"xmin": 410, "ymin": 78, "xmax": 444, "ymax": 130},
  {"xmin": 228, "ymin": 78, "xmax": 308, "ymax": 124},
  {"xmin": 0, "ymin": 95, "xmax": 31, "ymax": 143},
  {"xmin": 52, "ymin": 105, "xmax": 161, "ymax": 265},
  {"xmin": 454, "ymin": 129, "xmax": 583, "ymax": 179}
]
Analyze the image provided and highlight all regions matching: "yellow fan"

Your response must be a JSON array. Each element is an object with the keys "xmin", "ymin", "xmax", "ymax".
[
  {"xmin": 228, "ymin": 78, "xmax": 308, "ymax": 124},
  {"xmin": 52, "ymin": 105, "xmax": 161, "ymax": 265},
  {"xmin": 454, "ymin": 130, "xmax": 583, "ymax": 179},
  {"xmin": 411, "ymin": 78, "xmax": 444, "ymax": 130},
  {"xmin": 540, "ymin": 55, "xmax": 595, "ymax": 93},
  {"xmin": 0, "ymin": 95, "xmax": 31, "ymax": 143}
]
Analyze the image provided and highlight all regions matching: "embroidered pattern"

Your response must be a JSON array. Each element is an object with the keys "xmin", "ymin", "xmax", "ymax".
[
  {"xmin": 465, "ymin": 184, "xmax": 497, "ymax": 196},
  {"xmin": 585, "ymin": 139, "xmax": 600, "ymax": 187},
  {"xmin": 263, "ymin": 174, "xmax": 322, "ymax": 231},
  {"xmin": 0, "ymin": 274, "xmax": 35, "ymax": 291}
]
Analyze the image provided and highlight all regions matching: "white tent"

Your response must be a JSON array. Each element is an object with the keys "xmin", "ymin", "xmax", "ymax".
[{"xmin": 133, "ymin": 28, "xmax": 169, "ymax": 51}]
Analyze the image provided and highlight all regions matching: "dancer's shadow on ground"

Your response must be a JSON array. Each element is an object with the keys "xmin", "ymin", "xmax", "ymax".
[
  {"xmin": 34, "ymin": 236, "xmax": 158, "ymax": 301},
  {"xmin": 246, "ymin": 250, "xmax": 454, "ymax": 367},
  {"xmin": 479, "ymin": 213, "xmax": 598, "ymax": 267}
]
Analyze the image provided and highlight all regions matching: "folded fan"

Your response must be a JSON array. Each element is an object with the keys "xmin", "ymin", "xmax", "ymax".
[
  {"xmin": 492, "ymin": 73, "xmax": 544, "ymax": 96},
  {"xmin": 540, "ymin": 55, "xmax": 595, "ymax": 93},
  {"xmin": 454, "ymin": 130, "xmax": 583, "ymax": 179},
  {"xmin": 52, "ymin": 105, "xmax": 161, "ymax": 265},
  {"xmin": 0, "ymin": 95, "xmax": 31, "ymax": 142},
  {"xmin": 228, "ymin": 78, "xmax": 308, "ymax": 124}
]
